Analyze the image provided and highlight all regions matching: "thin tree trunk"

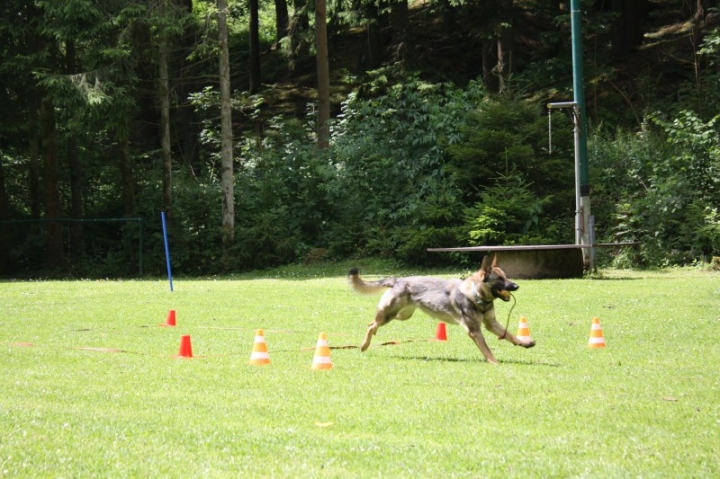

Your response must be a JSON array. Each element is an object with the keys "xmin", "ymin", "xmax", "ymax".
[
  {"xmin": 159, "ymin": 36, "xmax": 172, "ymax": 220},
  {"xmin": 249, "ymin": 0, "xmax": 262, "ymax": 93},
  {"xmin": 218, "ymin": 0, "xmax": 235, "ymax": 249},
  {"xmin": 40, "ymin": 96, "xmax": 65, "ymax": 271},
  {"xmin": 275, "ymin": 0, "xmax": 289, "ymax": 45},
  {"xmin": 0, "ymin": 156, "xmax": 10, "ymax": 273},
  {"xmin": 495, "ymin": 0, "xmax": 513, "ymax": 94},
  {"xmin": 66, "ymin": 39, "xmax": 84, "ymax": 262},
  {"xmin": 29, "ymin": 126, "xmax": 42, "ymax": 218},
  {"xmin": 390, "ymin": 0, "xmax": 411, "ymax": 65},
  {"xmin": 117, "ymin": 133, "xmax": 138, "ymax": 274},
  {"xmin": 288, "ymin": 0, "xmax": 309, "ymax": 73},
  {"xmin": 67, "ymin": 137, "xmax": 84, "ymax": 262},
  {"xmin": 315, "ymin": 0, "xmax": 330, "ymax": 148}
]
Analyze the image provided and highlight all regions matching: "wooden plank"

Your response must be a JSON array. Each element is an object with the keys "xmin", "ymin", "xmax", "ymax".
[{"xmin": 426, "ymin": 242, "xmax": 640, "ymax": 253}]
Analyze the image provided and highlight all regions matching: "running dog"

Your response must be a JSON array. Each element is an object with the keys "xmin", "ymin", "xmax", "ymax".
[{"xmin": 348, "ymin": 254, "xmax": 535, "ymax": 364}]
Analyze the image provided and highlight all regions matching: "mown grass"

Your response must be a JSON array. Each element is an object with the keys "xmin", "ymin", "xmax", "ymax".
[{"xmin": 1, "ymin": 263, "xmax": 719, "ymax": 478}]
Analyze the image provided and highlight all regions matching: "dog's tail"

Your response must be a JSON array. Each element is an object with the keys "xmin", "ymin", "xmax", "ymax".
[{"xmin": 348, "ymin": 268, "xmax": 397, "ymax": 294}]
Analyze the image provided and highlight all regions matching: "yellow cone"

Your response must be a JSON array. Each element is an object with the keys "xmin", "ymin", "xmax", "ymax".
[
  {"xmin": 249, "ymin": 329, "xmax": 271, "ymax": 365},
  {"xmin": 312, "ymin": 332, "xmax": 333, "ymax": 370},
  {"xmin": 516, "ymin": 316, "xmax": 532, "ymax": 342},
  {"xmin": 588, "ymin": 317, "xmax": 606, "ymax": 348}
]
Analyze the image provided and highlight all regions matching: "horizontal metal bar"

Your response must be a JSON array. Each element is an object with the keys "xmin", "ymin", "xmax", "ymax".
[
  {"xmin": 427, "ymin": 242, "xmax": 640, "ymax": 252},
  {"xmin": 547, "ymin": 101, "xmax": 577, "ymax": 109}
]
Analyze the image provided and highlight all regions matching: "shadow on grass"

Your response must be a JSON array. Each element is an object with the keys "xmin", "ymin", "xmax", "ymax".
[{"xmin": 391, "ymin": 354, "xmax": 562, "ymax": 367}]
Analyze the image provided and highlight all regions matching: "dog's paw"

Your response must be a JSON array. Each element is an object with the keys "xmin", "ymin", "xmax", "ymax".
[{"xmin": 523, "ymin": 340, "xmax": 536, "ymax": 349}]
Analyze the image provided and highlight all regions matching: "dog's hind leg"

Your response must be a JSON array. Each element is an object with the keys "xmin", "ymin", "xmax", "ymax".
[
  {"xmin": 360, "ymin": 303, "xmax": 414, "ymax": 351},
  {"xmin": 361, "ymin": 311, "xmax": 391, "ymax": 352}
]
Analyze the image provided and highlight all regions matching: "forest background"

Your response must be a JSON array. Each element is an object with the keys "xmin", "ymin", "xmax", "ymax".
[{"xmin": 0, "ymin": 0, "xmax": 719, "ymax": 278}]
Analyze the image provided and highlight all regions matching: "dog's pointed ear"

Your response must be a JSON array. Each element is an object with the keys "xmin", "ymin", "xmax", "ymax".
[
  {"xmin": 480, "ymin": 254, "xmax": 493, "ymax": 276},
  {"xmin": 492, "ymin": 254, "xmax": 498, "ymax": 268}
]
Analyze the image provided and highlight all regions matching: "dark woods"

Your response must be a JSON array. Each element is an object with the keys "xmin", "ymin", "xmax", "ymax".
[{"xmin": 0, "ymin": 0, "xmax": 718, "ymax": 277}]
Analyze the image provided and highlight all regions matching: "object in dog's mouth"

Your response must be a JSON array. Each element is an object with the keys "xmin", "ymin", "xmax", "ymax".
[{"xmin": 497, "ymin": 290, "xmax": 512, "ymax": 300}]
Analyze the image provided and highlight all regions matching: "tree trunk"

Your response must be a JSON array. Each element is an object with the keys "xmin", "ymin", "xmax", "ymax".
[
  {"xmin": 288, "ymin": 0, "xmax": 309, "ymax": 73},
  {"xmin": 40, "ymin": 96, "xmax": 66, "ymax": 271},
  {"xmin": 612, "ymin": 0, "xmax": 647, "ymax": 60},
  {"xmin": 117, "ymin": 136, "xmax": 136, "ymax": 218},
  {"xmin": 362, "ymin": 2, "xmax": 385, "ymax": 70},
  {"xmin": 694, "ymin": 0, "xmax": 718, "ymax": 20},
  {"xmin": 495, "ymin": 0, "xmax": 513, "ymax": 94},
  {"xmin": 315, "ymin": 0, "xmax": 330, "ymax": 148},
  {"xmin": 159, "ymin": 36, "xmax": 172, "ymax": 220},
  {"xmin": 67, "ymin": 137, "xmax": 84, "ymax": 263},
  {"xmin": 249, "ymin": 0, "xmax": 262, "ymax": 93},
  {"xmin": 65, "ymin": 38, "xmax": 84, "ymax": 262},
  {"xmin": 117, "ymin": 133, "xmax": 138, "ymax": 274},
  {"xmin": 0, "ymin": 156, "xmax": 10, "ymax": 273},
  {"xmin": 218, "ymin": 0, "xmax": 235, "ymax": 249},
  {"xmin": 275, "ymin": 0, "xmax": 289, "ymax": 45},
  {"xmin": 390, "ymin": 0, "xmax": 411, "ymax": 66},
  {"xmin": 29, "ymin": 123, "xmax": 42, "ymax": 218}
]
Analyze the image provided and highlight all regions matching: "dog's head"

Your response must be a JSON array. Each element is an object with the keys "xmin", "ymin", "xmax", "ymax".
[{"xmin": 477, "ymin": 254, "xmax": 518, "ymax": 302}]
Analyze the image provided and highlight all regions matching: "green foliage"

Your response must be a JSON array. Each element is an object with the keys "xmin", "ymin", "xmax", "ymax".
[
  {"xmin": 329, "ymin": 71, "xmax": 485, "ymax": 260},
  {"xmin": 591, "ymin": 111, "xmax": 720, "ymax": 266},
  {"xmin": 464, "ymin": 174, "xmax": 560, "ymax": 246}
]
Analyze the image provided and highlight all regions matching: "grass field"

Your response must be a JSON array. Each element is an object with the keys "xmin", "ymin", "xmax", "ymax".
[{"xmin": 1, "ymin": 263, "xmax": 719, "ymax": 478}]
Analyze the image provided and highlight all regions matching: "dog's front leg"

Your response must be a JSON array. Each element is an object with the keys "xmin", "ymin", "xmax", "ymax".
[
  {"xmin": 483, "ymin": 314, "xmax": 536, "ymax": 348},
  {"xmin": 460, "ymin": 319, "xmax": 498, "ymax": 364}
]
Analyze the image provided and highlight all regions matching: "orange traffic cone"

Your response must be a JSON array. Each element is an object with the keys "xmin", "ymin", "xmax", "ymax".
[
  {"xmin": 588, "ymin": 317, "xmax": 606, "ymax": 348},
  {"xmin": 516, "ymin": 316, "xmax": 532, "ymax": 342},
  {"xmin": 435, "ymin": 323, "xmax": 447, "ymax": 341},
  {"xmin": 312, "ymin": 332, "xmax": 333, "ymax": 370},
  {"xmin": 177, "ymin": 335, "xmax": 193, "ymax": 358},
  {"xmin": 249, "ymin": 329, "xmax": 270, "ymax": 365},
  {"xmin": 161, "ymin": 309, "xmax": 177, "ymax": 327}
]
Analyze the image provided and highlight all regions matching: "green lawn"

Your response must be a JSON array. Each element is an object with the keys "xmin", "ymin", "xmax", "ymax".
[{"xmin": 1, "ymin": 264, "xmax": 719, "ymax": 478}]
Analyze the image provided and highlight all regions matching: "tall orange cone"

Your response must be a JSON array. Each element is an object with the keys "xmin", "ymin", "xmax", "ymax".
[
  {"xmin": 312, "ymin": 332, "xmax": 333, "ymax": 370},
  {"xmin": 435, "ymin": 323, "xmax": 447, "ymax": 341},
  {"xmin": 588, "ymin": 317, "xmax": 606, "ymax": 348},
  {"xmin": 249, "ymin": 329, "xmax": 270, "ymax": 365},
  {"xmin": 177, "ymin": 335, "xmax": 193, "ymax": 358},
  {"xmin": 161, "ymin": 309, "xmax": 177, "ymax": 327},
  {"xmin": 516, "ymin": 316, "xmax": 532, "ymax": 342}
]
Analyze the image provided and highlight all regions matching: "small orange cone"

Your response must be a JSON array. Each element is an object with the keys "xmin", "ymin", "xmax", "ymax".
[
  {"xmin": 312, "ymin": 332, "xmax": 333, "ymax": 370},
  {"xmin": 249, "ymin": 329, "xmax": 270, "ymax": 365},
  {"xmin": 161, "ymin": 309, "xmax": 177, "ymax": 327},
  {"xmin": 435, "ymin": 323, "xmax": 447, "ymax": 341},
  {"xmin": 516, "ymin": 316, "xmax": 532, "ymax": 342},
  {"xmin": 177, "ymin": 335, "xmax": 193, "ymax": 358},
  {"xmin": 588, "ymin": 317, "xmax": 606, "ymax": 348}
]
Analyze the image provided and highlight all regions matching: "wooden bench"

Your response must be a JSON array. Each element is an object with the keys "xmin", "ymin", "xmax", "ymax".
[{"xmin": 426, "ymin": 243, "xmax": 640, "ymax": 279}]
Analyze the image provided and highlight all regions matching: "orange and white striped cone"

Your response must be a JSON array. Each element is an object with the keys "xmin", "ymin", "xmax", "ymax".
[
  {"xmin": 516, "ymin": 316, "xmax": 532, "ymax": 342},
  {"xmin": 588, "ymin": 317, "xmax": 606, "ymax": 348},
  {"xmin": 249, "ymin": 329, "xmax": 271, "ymax": 365},
  {"xmin": 311, "ymin": 332, "xmax": 333, "ymax": 370}
]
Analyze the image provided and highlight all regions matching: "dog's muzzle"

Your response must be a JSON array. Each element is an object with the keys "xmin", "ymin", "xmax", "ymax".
[{"xmin": 494, "ymin": 283, "xmax": 518, "ymax": 301}]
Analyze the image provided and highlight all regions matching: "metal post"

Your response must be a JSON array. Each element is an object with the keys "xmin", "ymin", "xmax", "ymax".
[
  {"xmin": 570, "ymin": 0, "xmax": 592, "ymax": 268},
  {"xmin": 547, "ymin": 101, "xmax": 582, "ymax": 247}
]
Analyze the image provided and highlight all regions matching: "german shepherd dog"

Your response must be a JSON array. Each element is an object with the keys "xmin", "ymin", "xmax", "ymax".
[{"xmin": 348, "ymin": 254, "xmax": 535, "ymax": 364}]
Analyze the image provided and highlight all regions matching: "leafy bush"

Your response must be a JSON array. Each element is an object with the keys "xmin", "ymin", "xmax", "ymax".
[{"xmin": 590, "ymin": 111, "xmax": 720, "ymax": 266}]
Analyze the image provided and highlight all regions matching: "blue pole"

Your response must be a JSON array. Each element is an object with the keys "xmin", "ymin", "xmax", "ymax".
[{"xmin": 161, "ymin": 211, "xmax": 174, "ymax": 292}]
